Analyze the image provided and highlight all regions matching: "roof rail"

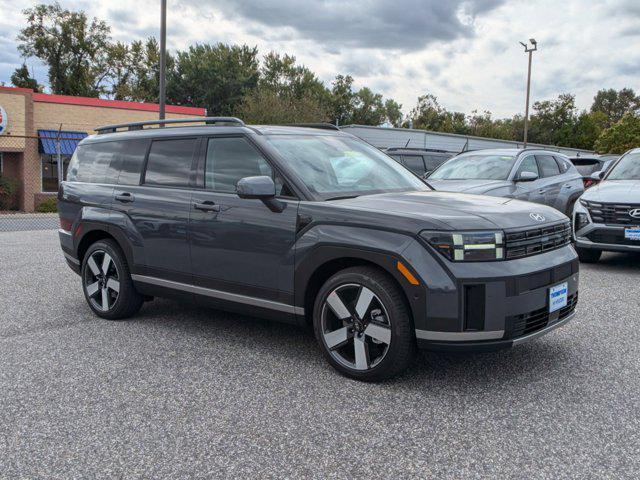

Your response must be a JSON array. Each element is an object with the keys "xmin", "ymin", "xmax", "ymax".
[
  {"xmin": 386, "ymin": 147, "xmax": 449, "ymax": 153},
  {"xmin": 284, "ymin": 123, "xmax": 341, "ymax": 131},
  {"xmin": 95, "ymin": 116, "xmax": 245, "ymax": 134}
]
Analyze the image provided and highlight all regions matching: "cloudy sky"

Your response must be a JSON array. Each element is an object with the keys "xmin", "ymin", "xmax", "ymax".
[{"xmin": 1, "ymin": 0, "xmax": 638, "ymax": 117}]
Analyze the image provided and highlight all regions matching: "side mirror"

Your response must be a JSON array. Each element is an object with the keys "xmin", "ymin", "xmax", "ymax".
[
  {"xmin": 517, "ymin": 171, "xmax": 539, "ymax": 182},
  {"xmin": 590, "ymin": 171, "xmax": 603, "ymax": 181},
  {"xmin": 236, "ymin": 176, "xmax": 285, "ymax": 213},
  {"xmin": 236, "ymin": 175, "xmax": 276, "ymax": 199}
]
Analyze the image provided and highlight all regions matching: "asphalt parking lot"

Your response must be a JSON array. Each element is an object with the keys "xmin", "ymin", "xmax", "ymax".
[{"xmin": 1, "ymin": 229, "xmax": 639, "ymax": 479}]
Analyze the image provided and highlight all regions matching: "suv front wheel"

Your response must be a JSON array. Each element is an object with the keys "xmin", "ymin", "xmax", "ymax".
[
  {"xmin": 81, "ymin": 239, "xmax": 143, "ymax": 319},
  {"xmin": 313, "ymin": 266, "xmax": 416, "ymax": 381}
]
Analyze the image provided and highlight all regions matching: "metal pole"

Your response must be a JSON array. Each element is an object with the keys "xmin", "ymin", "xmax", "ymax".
[
  {"xmin": 523, "ymin": 49, "xmax": 533, "ymax": 147},
  {"xmin": 159, "ymin": 0, "xmax": 167, "ymax": 120},
  {"xmin": 56, "ymin": 125, "xmax": 63, "ymax": 187}
]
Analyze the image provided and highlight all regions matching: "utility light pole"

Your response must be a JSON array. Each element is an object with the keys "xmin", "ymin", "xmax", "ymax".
[
  {"xmin": 520, "ymin": 38, "xmax": 537, "ymax": 147},
  {"xmin": 159, "ymin": 0, "xmax": 167, "ymax": 120}
]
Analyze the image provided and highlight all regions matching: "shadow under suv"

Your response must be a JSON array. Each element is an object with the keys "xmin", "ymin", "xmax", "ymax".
[{"xmin": 58, "ymin": 118, "xmax": 579, "ymax": 381}]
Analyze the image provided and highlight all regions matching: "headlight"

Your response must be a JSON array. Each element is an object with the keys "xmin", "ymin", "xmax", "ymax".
[
  {"xmin": 575, "ymin": 212, "xmax": 590, "ymax": 231},
  {"xmin": 420, "ymin": 230, "xmax": 504, "ymax": 262}
]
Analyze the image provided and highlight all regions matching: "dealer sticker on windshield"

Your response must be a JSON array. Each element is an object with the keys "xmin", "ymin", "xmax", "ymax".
[
  {"xmin": 549, "ymin": 282, "xmax": 568, "ymax": 313},
  {"xmin": 624, "ymin": 228, "xmax": 640, "ymax": 241}
]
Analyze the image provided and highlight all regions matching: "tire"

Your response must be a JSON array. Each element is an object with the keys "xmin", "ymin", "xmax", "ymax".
[
  {"xmin": 313, "ymin": 266, "xmax": 416, "ymax": 381},
  {"xmin": 81, "ymin": 239, "xmax": 143, "ymax": 320},
  {"xmin": 576, "ymin": 247, "xmax": 602, "ymax": 263}
]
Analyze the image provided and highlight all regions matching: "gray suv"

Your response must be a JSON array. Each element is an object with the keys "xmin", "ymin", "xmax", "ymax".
[
  {"xmin": 427, "ymin": 149, "xmax": 584, "ymax": 217},
  {"xmin": 58, "ymin": 118, "xmax": 579, "ymax": 381},
  {"xmin": 573, "ymin": 148, "xmax": 640, "ymax": 263}
]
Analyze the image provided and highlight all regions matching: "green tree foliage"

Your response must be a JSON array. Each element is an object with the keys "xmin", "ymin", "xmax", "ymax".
[
  {"xmin": 239, "ymin": 89, "xmax": 329, "ymax": 124},
  {"xmin": 593, "ymin": 113, "xmax": 640, "ymax": 154},
  {"xmin": 591, "ymin": 88, "xmax": 640, "ymax": 127},
  {"xmin": 169, "ymin": 43, "xmax": 259, "ymax": 115},
  {"xmin": 109, "ymin": 38, "xmax": 167, "ymax": 103},
  {"xmin": 384, "ymin": 99, "xmax": 403, "ymax": 127},
  {"xmin": 17, "ymin": 2, "xmax": 112, "ymax": 96},
  {"xmin": 406, "ymin": 94, "xmax": 467, "ymax": 134},
  {"xmin": 10, "ymin": 63, "xmax": 43, "ymax": 91}
]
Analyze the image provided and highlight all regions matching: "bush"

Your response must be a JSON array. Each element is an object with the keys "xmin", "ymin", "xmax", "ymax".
[
  {"xmin": 0, "ymin": 176, "xmax": 20, "ymax": 210},
  {"xmin": 36, "ymin": 197, "xmax": 58, "ymax": 213}
]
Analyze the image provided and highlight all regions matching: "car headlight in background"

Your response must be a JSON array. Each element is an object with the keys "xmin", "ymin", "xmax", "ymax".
[{"xmin": 421, "ymin": 230, "xmax": 504, "ymax": 261}]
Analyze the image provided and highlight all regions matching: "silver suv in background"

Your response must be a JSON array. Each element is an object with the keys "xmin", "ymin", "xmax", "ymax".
[
  {"xmin": 573, "ymin": 148, "xmax": 640, "ymax": 263},
  {"xmin": 427, "ymin": 149, "xmax": 585, "ymax": 217}
]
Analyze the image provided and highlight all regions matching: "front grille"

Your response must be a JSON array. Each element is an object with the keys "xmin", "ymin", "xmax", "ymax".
[
  {"xmin": 504, "ymin": 222, "xmax": 572, "ymax": 260},
  {"xmin": 583, "ymin": 200, "xmax": 640, "ymax": 226},
  {"xmin": 509, "ymin": 293, "xmax": 578, "ymax": 339},
  {"xmin": 587, "ymin": 229, "xmax": 640, "ymax": 246}
]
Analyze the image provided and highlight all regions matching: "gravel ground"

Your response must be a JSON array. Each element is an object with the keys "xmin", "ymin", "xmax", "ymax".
[{"xmin": 1, "ymin": 229, "xmax": 639, "ymax": 479}]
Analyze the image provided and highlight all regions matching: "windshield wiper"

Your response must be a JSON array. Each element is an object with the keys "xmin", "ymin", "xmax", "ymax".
[{"xmin": 325, "ymin": 195, "xmax": 360, "ymax": 201}]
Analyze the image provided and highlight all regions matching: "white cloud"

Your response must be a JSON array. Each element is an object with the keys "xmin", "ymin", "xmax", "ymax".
[{"xmin": 0, "ymin": 0, "xmax": 638, "ymax": 118}]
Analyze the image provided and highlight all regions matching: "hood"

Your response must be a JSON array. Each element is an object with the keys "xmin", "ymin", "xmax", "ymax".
[
  {"xmin": 327, "ymin": 191, "xmax": 567, "ymax": 230},
  {"xmin": 582, "ymin": 180, "xmax": 640, "ymax": 203},
  {"xmin": 428, "ymin": 179, "xmax": 512, "ymax": 194}
]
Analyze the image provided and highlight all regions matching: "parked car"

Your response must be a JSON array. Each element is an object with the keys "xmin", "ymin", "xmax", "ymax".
[
  {"xmin": 384, "ymin": 147, "xmax": 453, "ymax": 177},
  {"xmin": 58, "ymin": 119, "xmax": 579, "ymax": 381},
  {"xmin": 427, "ymin": 149, "xmax": 585, "ymax": 217},
  {"xmin": 569, "ymin": 155, "xmax": 617, "ymax": 188},
  {"xmin": 573, "ymin": 148, "xmax": 640, "ymax": 263}
]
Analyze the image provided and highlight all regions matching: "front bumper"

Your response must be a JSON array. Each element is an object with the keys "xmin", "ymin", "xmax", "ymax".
[
  {"xmin": 401, "ymin": 240, "xmax": 579, "ymax": 352},
  {"xmin": 573, "ymin": 201, "xmax": 640, "ymax": 253}
]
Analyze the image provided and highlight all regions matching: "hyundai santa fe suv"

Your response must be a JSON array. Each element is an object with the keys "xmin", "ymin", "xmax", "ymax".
[
  {"xmin": 58, "ymin": 118, "xmax": 579, "ymax": 381},
  {"xmin": 428, "ymin": 149, "xmax": 584, "ymax": 216},
  {"xmin": 573, "ymin": 148, "xmax": 640, "ymax": 263}
]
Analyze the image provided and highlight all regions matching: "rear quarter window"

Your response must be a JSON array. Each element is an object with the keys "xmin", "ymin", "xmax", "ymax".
[{"xmin": 66, "ymin": 139, "xmax": 150, "ymax": 185}]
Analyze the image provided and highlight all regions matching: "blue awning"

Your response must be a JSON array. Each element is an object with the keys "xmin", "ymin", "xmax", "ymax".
[{"xmin": 38, "ymin": 130, "xmax": 88, "ymax": 155}]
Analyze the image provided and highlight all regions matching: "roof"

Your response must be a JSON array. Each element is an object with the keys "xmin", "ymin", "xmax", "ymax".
[
  {"xmin": 0, "ymin": 86, "xmax": 205, "ymax": 115},
  {"xmin": 38, "ymin": 129, "xmax": 88, "ymax": 155}
]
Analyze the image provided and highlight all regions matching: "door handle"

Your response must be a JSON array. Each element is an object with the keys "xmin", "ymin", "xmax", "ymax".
[
  {"xmin": 193, "ymin": 201, "xmax": 220, "ymax": 212},
  {"xmin": 538, "ymin": 189, "xmax": 546, "ymax": 194},
  {"xmin": 115, "ymin": 192, "xmax": 134, "ymax": 203}
]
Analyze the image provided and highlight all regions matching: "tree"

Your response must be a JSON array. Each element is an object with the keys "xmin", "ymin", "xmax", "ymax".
[
  {"xmin": 593, "ymin": 113, "xmax": 640, "ymax": 154},
  {"xmin": 238, "ymin": 89, "xmax": 329, "ymax": 124},
  {"xmin": 17, "ymin": 3, "xmax": 112, "ymax": 96},
  {"xmin": 384, "ymin": 99, "xmax": 403, "ymax": 127},
  {"xmin": 527, "ymin": 93, "xmax": 578, "ymax": 146},
  {"xmin": 571, "ymin": 111, "xmax": 607, "ymax": 150},
  {"xmin": 350, "ymin": 87, "xmax": 386, "ymax": 126},
  {"xmin": 591, "ymin": 88, "xmax": 640, "ymax": 127},
  {"xmin": 10, "ymin": 63, "xmax": 43, "ymax": 91},
  {"xmin": 406, "ymin": 94, "xmax": 467, "ymax": 133},
  {"xmin": 330, "ymin": 75, "xmax": 356, "ymax": 126},
  {"xmin": 169, "ymin": 43, "xmax": 259, "ymax": 115}
]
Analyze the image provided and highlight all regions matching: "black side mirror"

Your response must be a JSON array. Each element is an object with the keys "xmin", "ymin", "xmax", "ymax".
[
  {"xmin": 517, "ymin": 171, "xmax": 539, "ymax": 182},
  {"xmin": 236, "ymin": 176, "xmax": 285, "ymax": 213}
]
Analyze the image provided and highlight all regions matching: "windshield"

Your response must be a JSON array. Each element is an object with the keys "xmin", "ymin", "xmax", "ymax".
[
  {"xmin": 429, "ymin": 153, "xmax": 516, "ymax": 180},
  {"xmin": 606, "ymin": 152, "xmax": 640, "ymax": 180},
  {"xmin": 265, "ymin": 135, "xmax": 427, "ymax": 198}
]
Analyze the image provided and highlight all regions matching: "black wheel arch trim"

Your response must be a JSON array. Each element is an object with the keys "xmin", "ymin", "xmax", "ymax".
[{"xmin": 294, "ymin": 243, "xmax": 427, "ymax": 328}]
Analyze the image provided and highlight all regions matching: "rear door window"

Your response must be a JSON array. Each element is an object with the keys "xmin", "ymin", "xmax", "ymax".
[
  {"xmin": 401, "ymin": 155, "xmax": 426, "ymax": 175},
  {"xmin": 144, "ymin": 138, "xmax": 197, "ymax": 187},
  {"xmin": 116, "ymin": 139, "xmax": 150, "ymax": 185},
  {"xmin": 535, "ymin": 155, "xmax": 561, "ymax": 178}
]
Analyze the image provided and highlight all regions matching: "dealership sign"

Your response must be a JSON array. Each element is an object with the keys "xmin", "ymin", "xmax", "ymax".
[{"xmin": 0, "ymin": 106, "xmax": 7, "ymax": 135}]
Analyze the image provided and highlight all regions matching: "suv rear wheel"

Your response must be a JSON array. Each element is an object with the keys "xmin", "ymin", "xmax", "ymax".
[
  {"xmin": 313, "ymin": 266, "xmax": 415, "ymax": 381},
  {"xmin": 81, "ymin": 239, "xmax": 143, "ymax": 319}
]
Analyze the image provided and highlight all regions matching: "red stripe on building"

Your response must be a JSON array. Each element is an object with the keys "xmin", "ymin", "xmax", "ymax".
[{"xmin": 32, "ymin": 93, "xmax": 205, "ymax": 115}]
